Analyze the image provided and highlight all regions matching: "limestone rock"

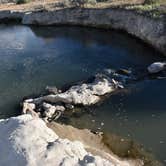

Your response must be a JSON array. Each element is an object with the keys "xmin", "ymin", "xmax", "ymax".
[
  {"xmin": 147, "ymin": 62, "xmax": 166, "ymax": 74},
  {"xmin": 32, "ymin": 76, "xmax": 120, "ymax": 106},
  {"xmin": 0, "ymin": 114, "xmax": 143, "ymax": 166},
  {"xmin": 22, "ymin": 102, "xmax": 39, "ymax": 118},
  {"xmin": 43, "ymin": 102, "xmax": 65, "ymax": 118},
  {"xmin": 22, "ymin": 8, "xmax": 166, "ymax": 56}
]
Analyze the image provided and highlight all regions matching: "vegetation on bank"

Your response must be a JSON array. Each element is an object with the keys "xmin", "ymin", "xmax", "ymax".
[
  {"xmin": 16, "ymin": 0, "xmax": 31, "ymax": 4},
  {"xmin": 62, "ymin": 0, "xmax": 166, "ymax": 18},
  {"xmin": 63, "ymin": 0, "xmax": 97, "ymax": 7},
  {"xmin": 0, "ymin": 0, "xmax": 165, "ymax": 19},
  {"xmin": 144, "ymin": 0, "xmax": 165, "ymax": 5},
  {"xmin": 125, "ymin": 0, "xmax": 166, "ymax": 18}
]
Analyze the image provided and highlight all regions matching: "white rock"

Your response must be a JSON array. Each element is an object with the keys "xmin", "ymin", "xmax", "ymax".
[
  {"xmin": 147, "ymin": 62, "xmax": 166, "ymax": 74},
  {"xmin": 0, "ymin": 115, "xmax": 142, "ymax": 166},
  {"xmin": 43, "ymin": 102, "xmax": 65, "ymax": 118},
  {"xmin": 32, "ymin": 77, "xmax": 121, "ymax": 106},
  {"xmin": 65, "ymin": 103, "xmax": 74, "ymax": 109},
  {"xmin": 22, "ymin": 102, "xmax": 35, "ymax": 113},
  {"xmin": 22, "ymin": 102, "xmax": 38, "ymax": 118}
]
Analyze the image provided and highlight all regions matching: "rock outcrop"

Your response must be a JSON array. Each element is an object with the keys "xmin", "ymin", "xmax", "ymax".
[
  {"xmin": 0, "ymin": 114, "xmax": 143, "ymax": 166},
  {"xmin": 22, "ymin": 74, "xmax": 124, "ymax": 121},
  {"xmin": 22, "ymin": 62, "xmax": 166, "ymax": 121},
  {"xmin": 22, "ymin": 8, "xmax": 166, "ymax": 56},
  {"xmin": 0, "ymin": 7, "xmax": 165, "ymax": 56},
  {"xmin": 31, "ymin": 76, "xmax": 122, "ymax": 106},
  {"xmin": 147, "ymin": 62, "xmax": 166, "ymax": 74}
]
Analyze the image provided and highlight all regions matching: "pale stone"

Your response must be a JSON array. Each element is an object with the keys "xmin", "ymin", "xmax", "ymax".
[
  {"xmin": 43, "ymin": 102, "xmax": 65, "ymax": 118},
  {"xmin": 32, "ymin": 77, "xmax": 120, "ymax": 106},
  {"xmin": 22, "ymin": 102, "xmax": 39, "ymax": 118},
  {"xmin": 147, "ymin": 62, "xmax": 166, "ymax": 74}
]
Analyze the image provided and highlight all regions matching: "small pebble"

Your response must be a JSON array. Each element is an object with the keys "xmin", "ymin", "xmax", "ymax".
[
  {"xmin": 65, "ymin": 104, "xmax": 74, "ymax": 110},
  {"xmin": 120, "ymin": 138, "xmax": 124, "ymax": 142},
  {"xmin": 58, "ymin": 90, "xmax": 62, "ymax": 93},
  {"xmin": 159, "ymin": 141, "xmax": 164, "ymax": 144},
  {"xmin": 101, "ymin": 122, "xmax": 104, "ymax": 126}
]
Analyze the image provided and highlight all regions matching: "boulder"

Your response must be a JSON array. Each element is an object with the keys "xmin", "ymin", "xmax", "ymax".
[
  {"xmin": 43, "ymin": 102, "xmax": 65, "ymax": 119},
  {"xmin": 147, "ymin": 62, "xmax": 166, "ymax": 74},
  {"xmin": 22, "ymin": 102, "xmax": 39, "ymax": 118},
  {"xmin": 31, "ymin": 76, "xmax": 122, "ymax": 106}
]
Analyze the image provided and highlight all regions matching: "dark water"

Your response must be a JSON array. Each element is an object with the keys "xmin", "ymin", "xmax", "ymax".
[{"xmin": 0, "ymin": 25, "xmax": 165, "ymax": 163}]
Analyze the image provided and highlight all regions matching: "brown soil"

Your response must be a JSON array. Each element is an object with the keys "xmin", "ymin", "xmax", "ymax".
[
  {"xmin": 0, "ymin": 0, "xmax": 145, "ymax": 11},
  {"xmin": 48, "ymin": 122, "xmax": 162, "ymax": 166}
]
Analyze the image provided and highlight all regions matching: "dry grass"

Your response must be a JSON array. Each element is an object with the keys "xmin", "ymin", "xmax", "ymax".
[
  {"xmin": 0, "ymin": 0, "xmax": 145, "ymax": 11},
  {"xmin": 0, "ymin": 0, "xmax": 60, "ymax": 11},
  {"xmin": 0, "ymin": 0, "xmax": 165, "ymax": 12}
]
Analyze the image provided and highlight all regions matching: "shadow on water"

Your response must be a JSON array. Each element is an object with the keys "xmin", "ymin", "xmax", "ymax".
[{"xmin": 0, "ymin": 25, "xmax": 165, "ymax": 164}]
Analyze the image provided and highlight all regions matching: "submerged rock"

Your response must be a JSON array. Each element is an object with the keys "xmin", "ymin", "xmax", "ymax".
[
  {"xmin": 65, "ymin": 103, "xmax": 74, "ymax": 110},
  {"xmin": 147, "ymin": 62, "xmax": 166, "ymax": 74},
  {"xmin": 0, "ymin": 114, "xmax": 143, "ymax": 166},
  {"xmin": 46, "ymin": 86, "xmax": 59, "ymax": 94},
  {"xmin": 116, "ymin": 69, "xmax": 132, "ymax": 76}
]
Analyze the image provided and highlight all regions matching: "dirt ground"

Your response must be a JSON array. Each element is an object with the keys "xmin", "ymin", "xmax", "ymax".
[
  {"xmin": 0, "ymin": 0, "xmax": 166, "ymax": 12},
  {"xmin": 0, "ymin": 0, "xmax": 146, "ymax": 11},
  {"xmin": 0, "ymin": 1, "xmax": 165, "ymax": 16}
]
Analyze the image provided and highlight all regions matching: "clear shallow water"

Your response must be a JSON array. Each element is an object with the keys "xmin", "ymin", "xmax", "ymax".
[{"xmin": 0, "ymin": 25, "xmax": 165, "ymax": 163}]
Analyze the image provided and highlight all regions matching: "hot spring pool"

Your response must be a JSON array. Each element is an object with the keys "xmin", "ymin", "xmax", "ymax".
[{"xmin": 0, "ymin": 25, "xmax": 165, "ymax": 164}]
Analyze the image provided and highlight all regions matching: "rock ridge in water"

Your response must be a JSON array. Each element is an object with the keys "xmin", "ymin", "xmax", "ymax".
[
  {"xmin": 22, "ymin": 74, "xmax": 124, "ymax": 122},
  {"xmin": 22, "ymin": 62, "xmax": 166, "ymax": 122}
]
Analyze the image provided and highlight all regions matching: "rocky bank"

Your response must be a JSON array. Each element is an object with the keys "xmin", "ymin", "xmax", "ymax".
[
  {"xmin": 0, "ymin": 114, "xmax": 143, "ymax": 166},
  {"xmin": 0, "ymin": 7, "xmax": 165, "ymax": 56}
]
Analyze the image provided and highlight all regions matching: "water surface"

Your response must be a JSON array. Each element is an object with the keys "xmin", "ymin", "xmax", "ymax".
[{"xmin": 0, "ymin": 25, "xmax": 165, "ymax": 163}]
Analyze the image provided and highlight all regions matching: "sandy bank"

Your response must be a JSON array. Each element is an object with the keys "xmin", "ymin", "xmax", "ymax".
[{"xmin": 0, "ymin": 114, "xmax": 143, "ymax": 166}]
